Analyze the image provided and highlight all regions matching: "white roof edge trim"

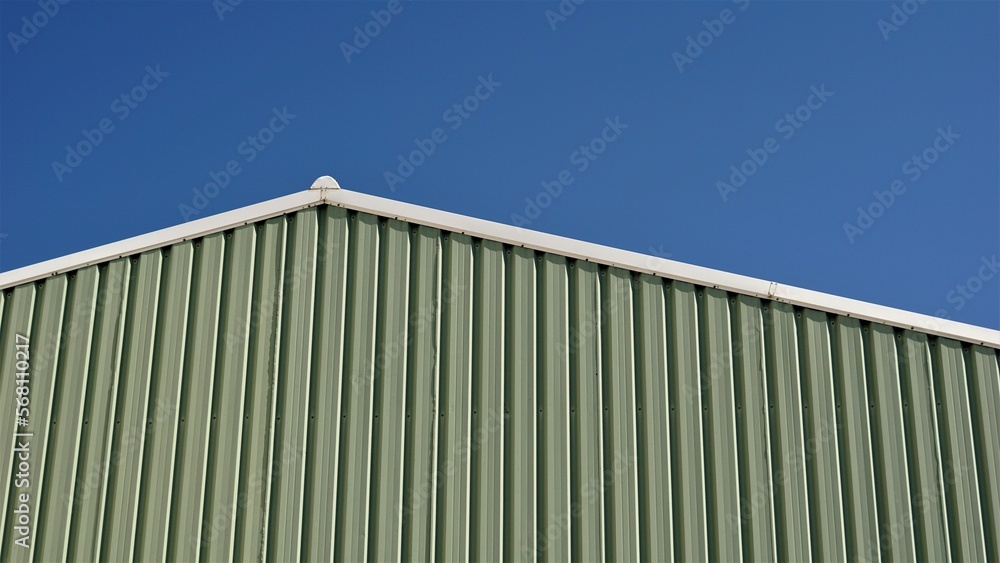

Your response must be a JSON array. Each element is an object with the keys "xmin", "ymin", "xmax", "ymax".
[
  {"xmin": 322, "ymin": 188, "xmax": 1000, "ymax": 349},
  {"xmin": 0, "ymin": 187, "xmax": 996, "ymax": 348},
  {"xmin": 0, "ymin": 190, "xmax": 324, "ymax": 291}
]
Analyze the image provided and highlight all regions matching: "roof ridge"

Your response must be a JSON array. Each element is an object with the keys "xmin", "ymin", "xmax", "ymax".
[{"xmin": 1, "ymin": 180, "xmax": 997, "ymax": 348}]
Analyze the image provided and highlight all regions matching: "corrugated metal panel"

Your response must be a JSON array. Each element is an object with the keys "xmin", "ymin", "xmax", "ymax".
[{"xmin": 1, "ymin": 203, "xmax": 998, "ymax": 562}]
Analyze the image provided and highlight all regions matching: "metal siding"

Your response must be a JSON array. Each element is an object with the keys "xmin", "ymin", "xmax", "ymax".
[
  {"xmin": 633, "ymin": 273, "xmax": 672, "ymax": 562},
  {"xmin": 568, "ymin": 260, "xmax": 606, "ymax": 562},
  {"xmin": 764, "ymin": 301, "xmax": 812, "ymax": 561},
  {"xmin": 401, "ymin": 224, "xmax": 442, "ymax": 562},
  {"xmin": 1, "ymin": 204, "xmax": 998, "ymax": 562},
  {"xmin": 668, "ymin": 281, "xmax": 708, "ymax": 561},
  {"xmin": 435, "ymin": 232, "xmax": 473, "ymax": 561},
  {"xmin": 699, "ymin": 287, "xmax": 742, "ymax": 562},
  {"xmin": 830, "ymin": 317, "xmax": 880, "ymax": 562},
  {"xmin": 303, "ymin": 206, "xmax": 349, "ymax": 562},
  {"xmin": 898, "ymin": 331, "xmax": 951, "ymax": 561},
  {"xmin": 732, "ymin": 294, "xmax": 777, "ymax": 562},
  {"xmin": 537, "ymin": 254, "xmax": 571, "ymax": 563},
  {"xmin": 470, "ymin": 237, "xmax": 504, "ymax": 562}
]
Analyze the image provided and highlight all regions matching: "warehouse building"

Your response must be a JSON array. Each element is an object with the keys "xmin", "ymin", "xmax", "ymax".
[{"xmin": 0, "ymin": 178, "xmax": 997, "ymax": 562}]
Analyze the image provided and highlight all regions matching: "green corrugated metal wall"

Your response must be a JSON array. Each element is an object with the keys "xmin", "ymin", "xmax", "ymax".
[{"xmin": 1, "ymin": 203, "xmax": 998, "ymax": 562}]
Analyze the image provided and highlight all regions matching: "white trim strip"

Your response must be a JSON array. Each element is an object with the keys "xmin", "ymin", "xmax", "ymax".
[
  {"xmin": 322, "ymin": 189, "xmax": 1000, "ymax": 348},
  {"xmin": 0, "ymin": 187, "xmax": 996, "ymax": 348},
  {"xmin": 0, "ymin": 190, "xmax": 323, "ymax": 290}
]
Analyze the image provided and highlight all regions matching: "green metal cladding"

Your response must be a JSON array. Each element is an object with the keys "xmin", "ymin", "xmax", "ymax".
[{"xmin": 1, "ymin": 202, "xmax": 998, "ymax": 562}]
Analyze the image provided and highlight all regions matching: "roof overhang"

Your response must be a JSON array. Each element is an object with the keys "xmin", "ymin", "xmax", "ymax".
[{"xmin": 2, "ymin": 182, "xmax": 997, "ymax": 348}]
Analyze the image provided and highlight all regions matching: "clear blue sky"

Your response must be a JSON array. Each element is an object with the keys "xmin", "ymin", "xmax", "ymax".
[{"xmin": 1, "ymin": 0, "xmax": 997, "ymax": 329}]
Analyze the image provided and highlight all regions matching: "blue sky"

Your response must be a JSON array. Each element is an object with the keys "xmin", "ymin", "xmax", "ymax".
[{"xmin": 1, "ymin": 0, "xmax": 997, "ymax": 329}]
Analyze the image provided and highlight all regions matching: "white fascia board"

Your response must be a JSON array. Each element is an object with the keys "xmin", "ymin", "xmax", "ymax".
[
  {"xmin": 0, "ymin": 190, "xmax": 323, "ymax": 290},
  {"xmin": 1, "ymin": 187, "xmax": 996, "ymax": 348},
  {"xmin": 322, "ymin": 188, "xmax": 1000, "ymax": 348}
]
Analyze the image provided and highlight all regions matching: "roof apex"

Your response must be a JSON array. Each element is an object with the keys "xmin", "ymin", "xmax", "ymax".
[{"xmin": 1, "ymin": 185, "xmax": 997, "ymax": 348}]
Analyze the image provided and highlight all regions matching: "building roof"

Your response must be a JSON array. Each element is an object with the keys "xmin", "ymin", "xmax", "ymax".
[{"xmin": 1, "ymin": 177, "xmax": 997, "ymax": 348}]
